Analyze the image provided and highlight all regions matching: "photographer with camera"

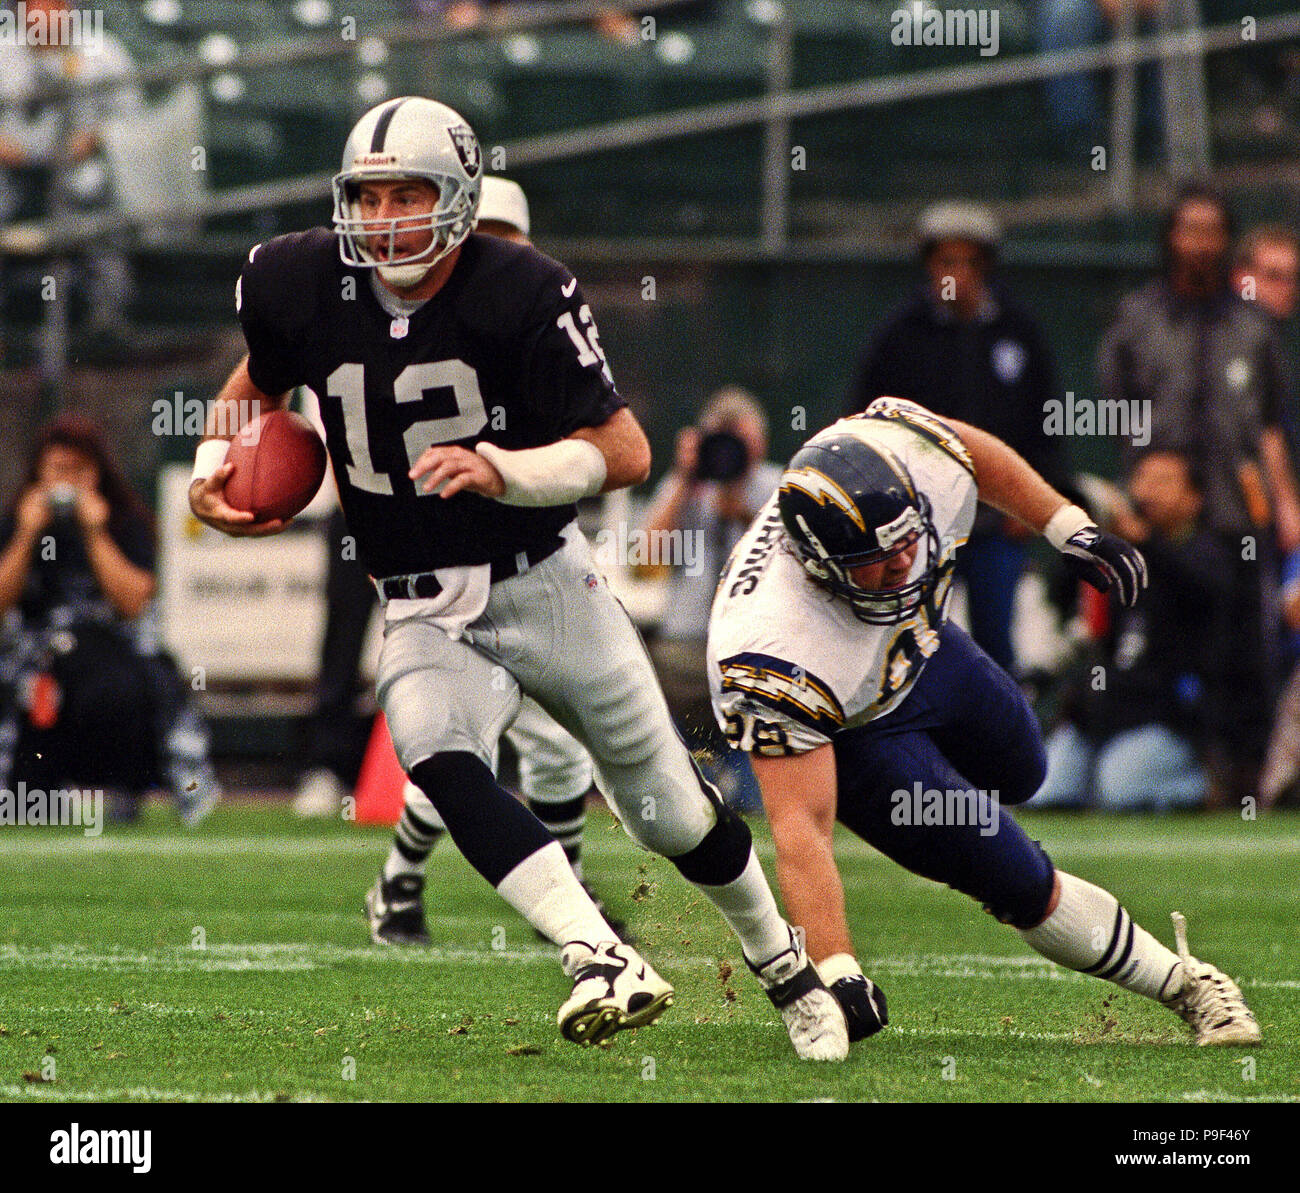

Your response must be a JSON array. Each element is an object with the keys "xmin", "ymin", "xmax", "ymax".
[
  {"xmin": 0, "ymin": 416, "xmax": 219, "ymax": 823},
  {"xmin": 643, "ymin": 387, "xmax": 781, "ymax": 810}
]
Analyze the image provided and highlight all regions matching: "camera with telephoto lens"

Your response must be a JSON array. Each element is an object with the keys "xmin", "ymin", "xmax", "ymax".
[
  {"xmin": 46, "ymin": 484, "xmax": 78, "ymax": 520},
  {"xmin": 694, "ymin": 429, "xmax": 748, "ymax": 483}
]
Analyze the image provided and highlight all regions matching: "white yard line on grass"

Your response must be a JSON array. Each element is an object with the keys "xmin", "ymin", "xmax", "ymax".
[
  {"xmin": 0, "ymin": 837, "xmax": 383, "ymax": 858},
  {"xmin": 0, "ymin": 829, "xmax": 1298, "ymax": 860},
  {"xmin": 2, "ymin": 943, "xmax": 1290, "ymax": 988},
  {"xmin": 0, "ymin": 941, "xmax": 560, "ymax": 972},
  {"xmin": 1180, "ymin": 1090, "xmax": 1300, "ymax": 1103},
  {"xmin": 892, "ymin": 1024, "xmax": 1077, "ymax": 1042},
  {"xmin": 0, "ymin": 1082, "xmax": 331, "ymax": 1103}
]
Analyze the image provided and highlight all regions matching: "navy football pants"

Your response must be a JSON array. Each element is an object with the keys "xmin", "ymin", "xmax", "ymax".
[{"xmin": 833, "ymin": 623, "xmax": 1056, "ymax": 928}]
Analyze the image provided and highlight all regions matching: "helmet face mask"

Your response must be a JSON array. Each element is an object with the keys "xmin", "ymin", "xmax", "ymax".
[
  {"xmin": 332, "ymin": 97, "xmax": 483, "ymax": 286},
  {"xmin": 789, "ymin": 499, "xmax": 941, "ymax": 625},
  {"xmin": 778, "ymin": 436, "xmax": 944, "ymax": 626}
]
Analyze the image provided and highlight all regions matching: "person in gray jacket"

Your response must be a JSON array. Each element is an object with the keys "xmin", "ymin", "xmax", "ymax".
[{"xmin": 1098, "ymin": 182, "xmax": 1300, "ymax": 805}]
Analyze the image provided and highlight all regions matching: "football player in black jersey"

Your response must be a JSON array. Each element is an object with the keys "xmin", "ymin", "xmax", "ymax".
[
  {"xmin": 364, "ymin": 176, "xmax": 626, "ymax": 947},
  {"xmin": 188, "ymin": 97, "xmax": 849, "ymax": 1057}
]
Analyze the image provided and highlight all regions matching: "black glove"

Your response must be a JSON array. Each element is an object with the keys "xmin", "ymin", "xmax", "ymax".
[
  {"xmin": 1046, "ymin": 506, "xmax": 1147, "ymax": 607},
  {"xmin": 1058, "ymin": 525, "xmax": 1148, "ymax": 607},
  {"xmin": 829, "ymin": 973, "xmax": 889, "ymax": 1042}
]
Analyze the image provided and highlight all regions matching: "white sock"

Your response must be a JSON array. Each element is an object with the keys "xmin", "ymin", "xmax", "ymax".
[
  {"xmin": 402, "ymin": 781, "xmax": 445, "ymax": 829},
  {"xmin": 495, "ymin": 841, "xmax": 614, "ymax": 950},
  {"xmin": 382, "ymin": 847, "xmax": 423, "ymax": 881},
  {"xmin": 1018, "ymin": 871, "xmax": 1183, "ymax": 1002},
  {"xmin": 696, "ymin": 851, "xmax": 793, "ymax": 968},
  {"xmin": 382, "ymin": 783, "xmax": 446, "ymax": 881}
]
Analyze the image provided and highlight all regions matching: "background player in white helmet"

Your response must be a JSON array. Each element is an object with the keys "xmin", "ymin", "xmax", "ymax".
[
  {"xmin": 709, "ymin": 396, "xmax": 1260, "ymax": 1048},
  {"xmin": 369, "ymin": 174, "xmax": 625, "ymax": 945},
  {"xmin": 190, "ymin": 98, "xmax": 847, "ymax": 1057}
]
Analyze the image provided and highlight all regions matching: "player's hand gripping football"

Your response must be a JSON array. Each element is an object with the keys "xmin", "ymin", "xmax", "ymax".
[
  {"xmin": 188, "ymin": 465, "xmax": 289, "ymax": 537},
  {"xmin": 409, "ymin": 444, "xmax": 505, "ymax": 499},
  {"xmin": 1046, "ymin": 504, "xmax": 1147, "ymax": 607}
]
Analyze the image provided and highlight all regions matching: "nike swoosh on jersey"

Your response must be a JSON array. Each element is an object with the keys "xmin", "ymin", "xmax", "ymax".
[{"xmin": 562, "ymin": 278, "xmax": 577, "ymax": 297}]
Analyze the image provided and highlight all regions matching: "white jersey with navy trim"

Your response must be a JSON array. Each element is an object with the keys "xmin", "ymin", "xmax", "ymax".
[{"xmin": 707, "ymin": 398, "xmax": 979, "ymax": 755}]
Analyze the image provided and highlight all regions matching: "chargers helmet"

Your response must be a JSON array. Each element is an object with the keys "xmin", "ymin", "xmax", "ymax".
[
  {"xmin": 332, "ymin": 97, "xmax": 483, "ymax": 287},
  {"xmin": 778, "ymin": 433, "xmax": 942, "ymax": 625}
]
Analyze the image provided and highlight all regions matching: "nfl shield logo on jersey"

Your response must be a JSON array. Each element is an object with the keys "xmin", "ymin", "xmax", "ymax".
[{"xmin": 447, "ymin": 124, "xmax": 482, "ymax": 177}]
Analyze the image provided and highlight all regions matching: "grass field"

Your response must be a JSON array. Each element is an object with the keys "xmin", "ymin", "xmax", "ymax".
[{"xmin": 0, "ymin": 803, "xmax": 1296, "ymax": 1103}]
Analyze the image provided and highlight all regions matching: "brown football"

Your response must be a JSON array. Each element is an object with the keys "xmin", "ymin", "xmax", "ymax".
[{"xmin": 223, "ymin": 410, "xmax": 327, "ymax": 523}]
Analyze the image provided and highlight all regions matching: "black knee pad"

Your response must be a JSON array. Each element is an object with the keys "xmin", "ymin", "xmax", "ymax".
[
  {"xmin": 409, "ymin": 751, "xmax": 553, "ymax": 887},
  {"xmin": 668, "ymin": 803, "xmax": 753, "ymax": 887}
]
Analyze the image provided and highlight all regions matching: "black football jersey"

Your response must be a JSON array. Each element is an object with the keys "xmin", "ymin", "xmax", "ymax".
[{"xmin": 236, "ymin": 228, "xmax": 624, "ymax": 577}]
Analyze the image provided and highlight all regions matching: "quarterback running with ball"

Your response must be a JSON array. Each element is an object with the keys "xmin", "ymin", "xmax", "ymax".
[
  {"xmin": 189, "ymin": 97, "xmax": 848, "ymax": 1058},
  {"xmin": 708, "ymin": 396, "xmax": 1260, "ymax": 1049}
]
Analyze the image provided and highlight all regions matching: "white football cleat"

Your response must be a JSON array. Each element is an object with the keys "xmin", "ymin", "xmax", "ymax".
[
  {"xmin": 557, "ymin": 941, "xmax": 674, "ymax": 1047},
  {"xmin": 1166, "ymin": 912, "xmax": 1261, "ymax": 1046},
  {"xmin": 751, "ymin": 927, "xmax": 850, "ymax": 1062}
]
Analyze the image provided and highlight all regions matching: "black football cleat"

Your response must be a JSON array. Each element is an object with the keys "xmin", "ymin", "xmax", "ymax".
[{"xmin": 364, "ymin": 874, "xmax": 432, "ymax": 946}]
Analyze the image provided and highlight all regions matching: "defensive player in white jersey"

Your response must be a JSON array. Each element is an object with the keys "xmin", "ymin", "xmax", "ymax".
[
  {"xmin": 709, "ymin": 396, "xmax": 1260, "ymax": 1048},
  {"xmin": 189, "ymin": 97, "xmax": 846, "ymax": 1056}
]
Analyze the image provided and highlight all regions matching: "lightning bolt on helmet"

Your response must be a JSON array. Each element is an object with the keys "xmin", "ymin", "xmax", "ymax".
[
  {"xmin": 332, "ymin": 96, "xmax": 483, "ymax": 287},
  {"xmin": 778, "ymin": 434, "xmax": 942, "ymax": 625}
]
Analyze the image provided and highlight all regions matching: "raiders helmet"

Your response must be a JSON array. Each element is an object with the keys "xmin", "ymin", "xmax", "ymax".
[
  {"xmin": 332, "ymin": 97, "xmax": 483, "ymax": 287},
  {"xmin": 778, "ymin": 433, "xmax": 942, "ymax": 625}
]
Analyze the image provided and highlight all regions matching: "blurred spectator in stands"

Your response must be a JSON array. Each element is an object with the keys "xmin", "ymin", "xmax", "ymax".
[
  {"xmin": 845, "ymin": 200, "xmax": 1068, "ymax": 675},
  {"xmin": 0, "ymin": 0, "xmax": 142, "ymax": 337},
  {"xmin": 1259, "ymin": 547, "xmax": 1300, "ymax": 808},
  {"xmin": 288, "ymin": 500, "xmax": 376, "ymax": 817},
  {"xmin": 643, "ymin": 386, "xmax": 780, "ymax": 810},
  {"xmin": 1233, "ymin": 223, "xmax": 1300, "ymax": 466},
  {"xmin": 428, "ymin": 0, "xmax": 645, "ymax": 44},
  {"xmin": 1099, "ymin": 181, "xmax": 1300, "ymax": 807},
  {"xmin": 1035, "ymin": 0, "xmax": 1164, "ymax": 143},
  {"xmin": 0, "ymin": 415, "xmax": 219, "ymax": 824},
  {"xmin": 1035, "ymin": 450, "xmax": 1226, "ymax": 811},
  {"xmin": 1233, "ymin": 223, "xmax": 1300, "ymax": 324}
]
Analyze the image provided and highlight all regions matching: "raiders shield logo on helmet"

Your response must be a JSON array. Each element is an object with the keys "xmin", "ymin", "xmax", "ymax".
[{"xmin": 447, "ymin": 124, "xmax": 482, "ymax": 177}]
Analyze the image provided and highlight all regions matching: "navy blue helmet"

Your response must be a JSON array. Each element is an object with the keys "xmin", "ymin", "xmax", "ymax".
[{"xmin": 777, "ymin": 433, "xmax": 941, "ymax": 625}]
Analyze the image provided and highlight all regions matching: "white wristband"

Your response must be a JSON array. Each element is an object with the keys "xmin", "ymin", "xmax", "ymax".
[
  {"xmin": 816, "ymin": 953, "xmax": 863, "ymax": 986},
  {"xmin": 191, "ymin": 439, "xmax": 229, "ymax": 485},
  {"xmin": 1043, "ymin": 503, "xmax": 1094, "ymax": 551},
  {"xmin": 475, "ymin": 438, "xmax": 607, "ymax": 508}
]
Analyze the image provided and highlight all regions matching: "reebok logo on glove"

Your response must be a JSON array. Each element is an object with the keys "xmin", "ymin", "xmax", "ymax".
[{"xmin": 1044, "ymin": 505, "xmax": 1148, "ymax": 607}]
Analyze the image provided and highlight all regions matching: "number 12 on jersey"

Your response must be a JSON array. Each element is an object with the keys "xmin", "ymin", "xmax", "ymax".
[
  {"xmin": 325, "ymin": 360, "xmax": 488, "ymax": 496},
  {"xmin": 557, "ymin": 304, "xmax": 614, "ymax": 386}
]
